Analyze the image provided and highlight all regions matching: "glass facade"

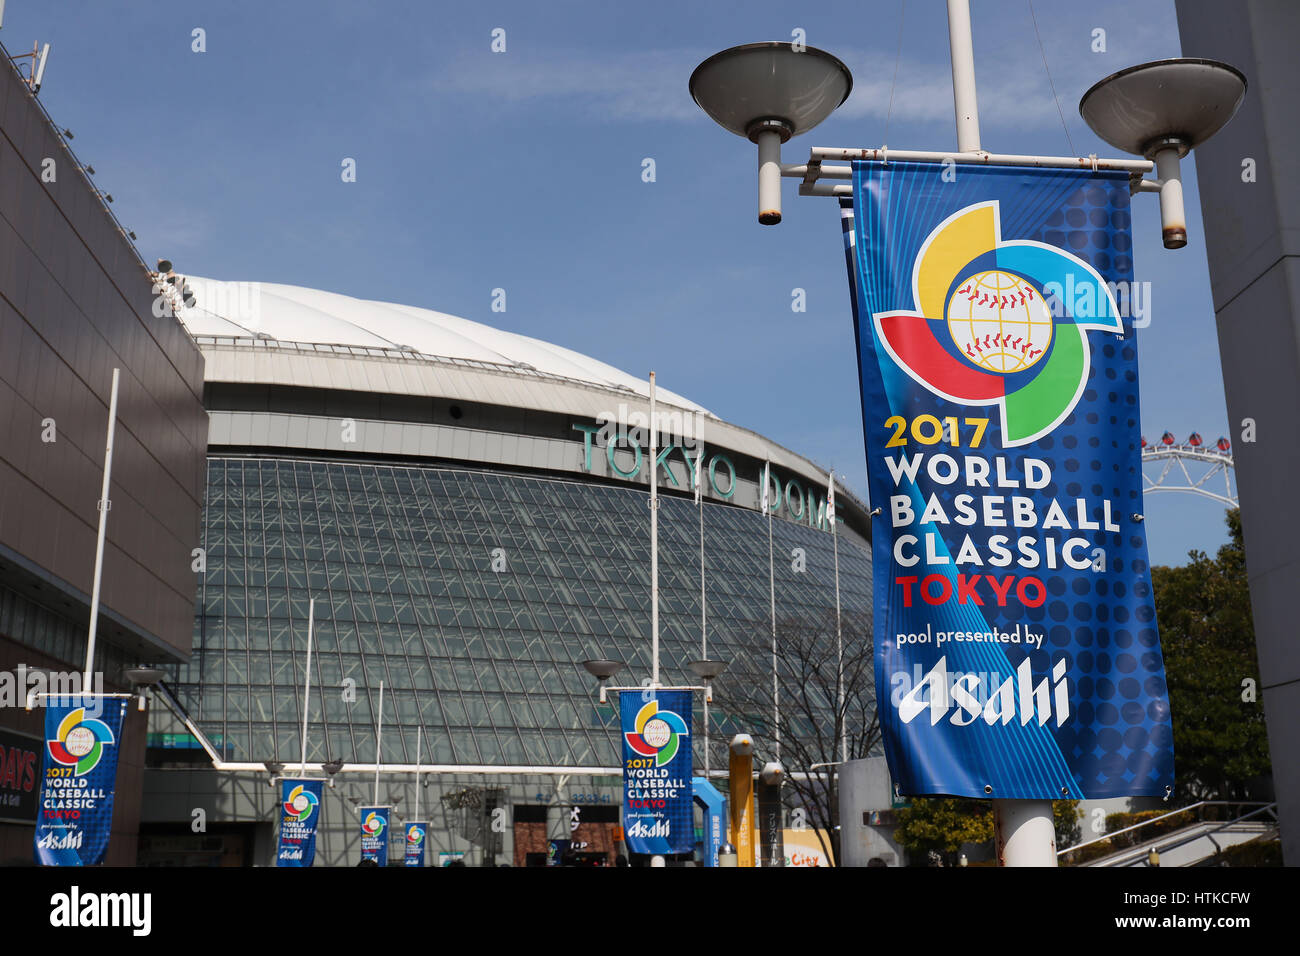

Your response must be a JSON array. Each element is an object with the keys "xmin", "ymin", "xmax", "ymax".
[{"xmin": 166, "ymin": 456, "xmax": 873, "ymax": 772}]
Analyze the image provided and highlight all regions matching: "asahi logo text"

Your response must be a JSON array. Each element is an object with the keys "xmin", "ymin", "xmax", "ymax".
[{"xmin": 893, "ymin": 655, "xmax": 1070, "ymax": 727}]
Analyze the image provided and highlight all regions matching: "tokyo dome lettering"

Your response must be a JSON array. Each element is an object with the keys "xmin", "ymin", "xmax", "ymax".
[{"xmin": 571, "ymin": 422, "xmax": 835, "ymax": 530}]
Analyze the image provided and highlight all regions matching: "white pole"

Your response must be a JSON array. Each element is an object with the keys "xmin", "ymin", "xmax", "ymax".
[
  {"xmin": 649, "ymin": 372, "xmax": 660, "ymax": 688},
  {"xmin": 944, "ymin": 0, "xmax": 1054, "ymax": 863},
  {"xmin": 766, "ymin": 463, "xmax": 779, "ymax": 759},
  {"xmin": 699, "ymin": 446, "xmax": 709, "ymax": 776},
  {"xmin": 831, "ymin": 473, "xmax": 846, "ymax": 764},
  {"xmin": 84, "ymin": 368, "xmax": 120, "ymax": 688},
  {"xmin": 1154, "ymin": 146, "xmax": 1188, "ymax": 248},
  {"xmin": 374, "ymin": 680, "xmax": 384, "ymax": 804},
  {"xmin": 995, "ymin": 799, "xmax": 1059, "ymax": 867},
  {"xmin": 299, "ymin": 597, "xmax": 314, "ymax": 775},
  {"xmin": 757, "ymin": 128, "xmax": 783, "ymax": 224},
  {"xmin": 946, "ymin": 0, "xmax": 982, "ymax": 153},
  {"xmin": 414, "ymin": 725, "xmax": 422, "ymax": 822}
]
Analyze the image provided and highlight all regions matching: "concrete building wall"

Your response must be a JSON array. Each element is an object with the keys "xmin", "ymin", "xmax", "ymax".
[
  {"xmin": 1175, "ymin": 0, "xmax": 1300, "ymax": 864},
  {"xmin": 0, "ymin": 51, "xmax": 207, "ymax": 663}
]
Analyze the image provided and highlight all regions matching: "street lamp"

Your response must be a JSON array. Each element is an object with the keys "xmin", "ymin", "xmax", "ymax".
[
  {"xmin": 581, "ymin": 659, "xmax": 623, "ymax": 704},
  {"xmin": 689, "ymin": 41, "xmax": 852, "ymax": 225},
  {"xmin": 1079, "ymin": 58, "xmax": 1247, "ymax": 248}
]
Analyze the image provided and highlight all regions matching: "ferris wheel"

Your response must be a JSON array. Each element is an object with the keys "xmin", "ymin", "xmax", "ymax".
[{"xmin": 1141, "ymin": 431, "xmax": 1237, "ymax": 508}]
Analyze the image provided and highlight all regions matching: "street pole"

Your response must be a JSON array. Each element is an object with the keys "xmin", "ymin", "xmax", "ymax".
[
  {"xmin": 947, "ymin": 0, "xmax": 982, "ymax": 153},
  {"xmin": 765, "ymin": 463, "xmax": 779, "ymax": 760},
  {"xmin": 84, "ymin": 368, "xmax": 120, "ymax": 688},
  {"xmin": 414, "ymin": 724, "xmax": 421, "ymax": 822},
  {"xmin": 649, "ymin": 372, "xmax": 660, "ymax": 688},
  {"xmin": 299, "ymin": 597, "xmax": 314, "ymax": 775},
  {"xmin": 374, "ymin": 680, "xmax": 384, "ymax": 805},
  {"xmin": 830, "ymin": 472, "xmax": 846, "ymax": 764},
  {"xmin": 995, "ymin": 799, "xmax": 1058, "ymax": 867},
  {"xmin": 943, "ymin": 0, "xmax": 1054, "ymax": 865},
  {"xmin": 698, "ymin": 446, "xmax": 709, "ymax": 775}
]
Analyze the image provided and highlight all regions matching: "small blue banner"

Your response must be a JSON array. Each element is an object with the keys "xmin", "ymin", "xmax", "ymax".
[
  {"xmin": 403, "ymin": 821, "xmax": 426, "ymax": 867},
  {"xmin": 277, "ymin": 778, "xmax": 324, "ymax": 867},
  {"xmin": 620, "ymin": 690, "xmax": 693, "ymax": 855},
  {"xmin": 360, "ymin": 805, "xmax": 390, "ymax": 865},
  {"xmin": 34, "ymin": 696, "xmax": 127, "ymax": 866},
  {"xmin": 840, "ymin": 162, "xmax": 1175, "ymax": 800}
]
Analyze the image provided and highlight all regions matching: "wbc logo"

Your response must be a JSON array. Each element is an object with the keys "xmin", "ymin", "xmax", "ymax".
[
  {"xmin": 47, "ymin": 707, "xmax": 114, "ymax": 775},
  {"xmin": 624, "ymin": 700, "xmax": 688, "ymax": 768},
  {"xmin": 873, "ymin": 200, "xmax": 1123, "ymax": 447}
]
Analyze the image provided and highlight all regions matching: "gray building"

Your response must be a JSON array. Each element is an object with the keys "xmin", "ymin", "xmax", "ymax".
[
  {"xmin": 0, "ymin": 41, "xmax": 207, "ymax": 863},
  {"xmin": 1175, "ymin": 0, "xmax": 1300, "ymax": 864},
  {"xmin": 139, "ymin": 277, "xmax": 874, "ymax": 866}
]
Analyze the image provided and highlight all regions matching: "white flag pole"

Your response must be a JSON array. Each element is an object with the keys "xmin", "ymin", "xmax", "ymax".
[
  {"xmin": 299, "ymin": 597, "xmax": 315, "ymax": 776},
  {"xmin": 374, "ymin": 680, "xmax": 384, "ymax": 805},
  {"xmin": 830, "ymin": 472, "xmax": 846, "ymax": 763},
  {"xmin": 697, "ymin": 443, "xmax": 709, "ymax": 774},
  {"xmin": 84, "ymin": 368, "xmax": 120, "ymax": 688},
  {"xmin": 765, "ymin": 461, "xmax": 779, "ymax": 759},
  {"xmin": 414, "ymin": 724, "xmax": 422, "ymax": 822},
  {"xmin": 649, "ymin": 372, "xmax": 660, "ymax": 688}
]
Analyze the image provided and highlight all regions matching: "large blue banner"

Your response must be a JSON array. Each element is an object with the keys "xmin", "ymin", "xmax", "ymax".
[
  {"xmin": 403, "ymin": 821, "xmax": 426, "ymax": 867},
  {"xmin": 277, "ymin": 778, "xmax": 323, "ymax": 866},
  {"xmin": 35, "ymin": 696, "xmax": 127, "ymax": 866},
  {"xmin": 621, "ymin": 690, "xmax": 692, "ymax": 854},
  {"xmin": 360, "ymin": 805, "xmax": 390, "ymax": 865},
  {"xmin": 842, "ymin": 162, "xmax": 1174, "ymax": 800}
]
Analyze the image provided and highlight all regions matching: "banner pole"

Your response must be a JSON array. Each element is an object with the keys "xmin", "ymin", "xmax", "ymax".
[
  {"xmin": 946, "ymin": 0, "xmax": 982, "ymax": 152},
  {"xmin": 831, "ymin": 472, "xmax": 846, "ymax": 764},
  {"xmin": 699, "ymin": 446, "xmax": 709, "ymax": 776},
  {"xmin": 414, "ymin": 725, "xmax": 421, "ymax": 822},
  {"xmin": 766, "ymin": 463, "xmax": 779, "ymax": 760},
  {"xmin": 649, "ymin": 372, "xmax": 659, "ymax": 687},
  {"xmin": 374, "ymin": 680, "xmax": 384, "ymax": 805},
  {"xmin": 299, "ymin": 597, "xmax": 314, "ymax": 776},
  {"xmin": 84, "ymin": 368, "xmax": 119, "ymax": 687}
]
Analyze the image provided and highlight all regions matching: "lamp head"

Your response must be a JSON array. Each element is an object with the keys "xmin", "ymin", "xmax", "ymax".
[
  {"xmin": 691, "ymin": 42, "xmax": 853, "ymax": 225},
  {"xmin": 1079, "ymin": 58, "xmax": 1246, "ymax": 159},
  {"xmin": 124, "ymin": 666, "xmax": 165, "ymax": 686},
  {"xmin": 686, "ymin": 659, "xmax": 728, "ymax": 682},
  {"xmin": 690, "ymin": 42, "xmax": 852, "ymax": 143},
  {"xmin": 581, "ymin": 659, "xmax": 623, "ymax": 682}
]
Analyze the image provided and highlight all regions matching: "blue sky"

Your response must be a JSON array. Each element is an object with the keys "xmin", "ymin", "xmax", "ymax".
[{"xmin": 5, "ymin": 0, "xmax": 1237, "ymax": 565}]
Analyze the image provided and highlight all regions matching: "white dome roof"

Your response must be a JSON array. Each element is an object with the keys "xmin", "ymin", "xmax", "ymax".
[{"xmin": 178, "ymin": 276, "xmax": 705, "ymax": 411}]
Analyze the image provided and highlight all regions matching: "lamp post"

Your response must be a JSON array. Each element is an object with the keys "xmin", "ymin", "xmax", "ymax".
[{"xmin": 689, "ymin": 2, "xmax": 1244, "ymax": 868}]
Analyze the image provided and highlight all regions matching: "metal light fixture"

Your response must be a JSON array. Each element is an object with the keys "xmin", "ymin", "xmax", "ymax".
[
  {"xmin": 582, "ymin": 658, "xmax": 623, "ymax": 703},
  {"xmin": 1080, "ymin": 58, "xmax": 1246, "ymax": 248},
  {"xmin": 690, "ymin": 42, "xmax": 853, "ymax": 224},
  {"xmin": 124, "ymin": 666, "xmax": 164, "ymax": 686},
  {"xmin": 686, "ymin": 659, "xmax": 727, "ymax": 702}
]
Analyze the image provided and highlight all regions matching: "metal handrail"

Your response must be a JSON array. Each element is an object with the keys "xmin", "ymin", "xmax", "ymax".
[{"xmin": 1058, "ymin": 800, "xmax": 1276, "ymax": 858}]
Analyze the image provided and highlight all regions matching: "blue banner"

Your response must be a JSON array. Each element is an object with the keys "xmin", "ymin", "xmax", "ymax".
[
  {"xmin": 621, "ymin": 690, "xmax": 692, "ymax": 854},
  {"xmin": 34, "ymin": 696, "xmax": 127, "ymax": 866},
  {"xmin": 360, "ymin": 806, "xmax": 390, "ymax": 865},
  {"xmin": 842, "ymin": 162, "xmax": 1174, "ymax": 800},
  {"xmin": 403, "ymin": 821, "xmax": 426, "ymax": 867},
  {"xmin": 277, "ymin": 778, "xmax": 323, "ymax": 866}
]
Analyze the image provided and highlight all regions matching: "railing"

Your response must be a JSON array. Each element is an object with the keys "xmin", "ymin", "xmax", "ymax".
[{"xmin": 1058, "ymin": 800, "xmax": 1278, "ymax": 864}]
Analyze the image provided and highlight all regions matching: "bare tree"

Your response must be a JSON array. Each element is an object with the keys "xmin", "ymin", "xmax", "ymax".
[{"xmin": 712, "ymin": 608, "xmax": 879, "ymax": 866}]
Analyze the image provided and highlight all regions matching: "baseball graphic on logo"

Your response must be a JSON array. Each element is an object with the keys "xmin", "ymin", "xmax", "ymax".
[
  {"xmin": 947, "ymin": 271, "xmax": 1053, "ymax": 373},
  {"xmin": 641, "ymin": 717, "xmax": 671, "ymax": 749},
  {"xmin": 64, "ymin": 726, "xmax": 96, "ymax": 758}
]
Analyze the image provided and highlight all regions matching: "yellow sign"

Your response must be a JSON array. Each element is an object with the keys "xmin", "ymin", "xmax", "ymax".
[{"xmin": 729, "ymin": 749, "xmax": 755, "ymax": 867}]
